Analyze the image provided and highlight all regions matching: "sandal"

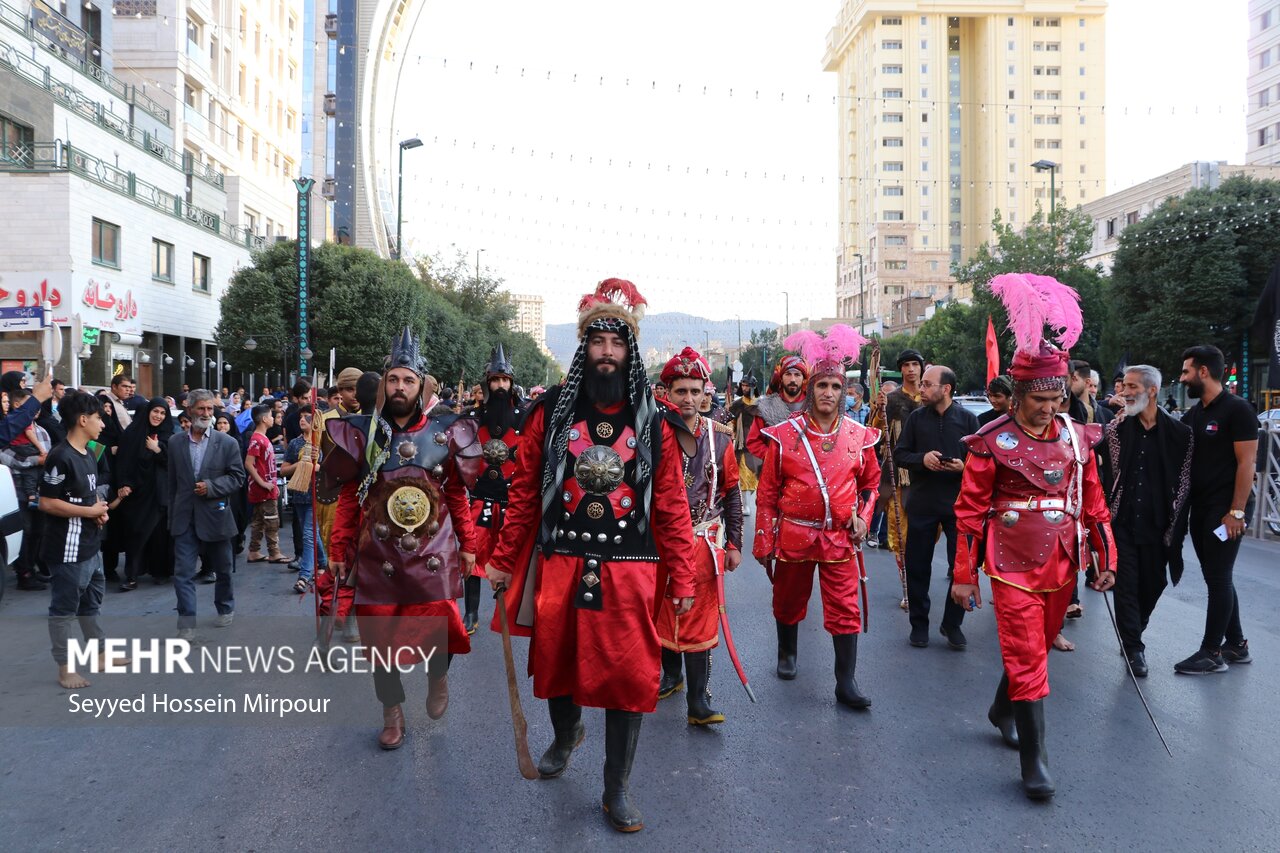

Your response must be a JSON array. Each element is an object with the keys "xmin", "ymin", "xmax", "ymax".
[
  {"xmin": 268, "ymin": 555, "xmax": 292, "ymax": 564},
  {"xmin": 293, "ymin": 578, "xmax": 309, "ymax": 594},
  {"xmin": 247, "ymin": 554, "xmax": 266, "ymax": 563}
]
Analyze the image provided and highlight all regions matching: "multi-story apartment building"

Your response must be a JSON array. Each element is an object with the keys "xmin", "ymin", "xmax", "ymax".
[
  {"xmin": 0, "ymin": 0, "xmax": 265, "ymax": 393},
  {"xmin": 823, "ymin": 1, "xmax": 1107, "ymax": 328},
  {"xmin": 112, "ymin": 0, "xmax": 304, "ymax": 240},
  {"xmin": 1248, "ymin": 0, "xmax": 1280, "ymax": 164},
  {"xmin": 509, "ymin": 292, "xmax": 547, "ymax": 353}
]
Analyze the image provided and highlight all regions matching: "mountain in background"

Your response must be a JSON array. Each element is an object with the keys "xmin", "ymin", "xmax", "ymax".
[{"xmin": 546, "ymin": 312, "xmax": 778, "ymax": 368}]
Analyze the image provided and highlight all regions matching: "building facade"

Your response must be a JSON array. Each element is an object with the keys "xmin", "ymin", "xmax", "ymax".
[
  {"xmin": 1080, "ymin": 160, "xmax": 1280, "ymax": 272},
  {"xmin": 509, "ymin": 292, "xmax": 547, "ymax": 353},
  {"xmin": 1248, "ymin": 0, "xmax": 1280, "ymax": 164},
  {"xmin": 823, "ymin": 1, "xmax": 1107, "ymax": 327},
  {"xmin": 0, "ymin": 0, "xmax": 265, "ymax": 393}
]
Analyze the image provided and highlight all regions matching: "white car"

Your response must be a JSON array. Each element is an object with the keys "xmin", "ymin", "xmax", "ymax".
[{"xmin": 0, "ymin": 466, "xmax": 24, "ymax": 604}]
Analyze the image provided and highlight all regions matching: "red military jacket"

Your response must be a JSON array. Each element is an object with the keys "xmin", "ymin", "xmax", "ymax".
[
  {"xmin": 954, "ymin": 413, "xmax": 1116, "ymax": 593},
  {"xmin": 753, "ymin": 412, "xmax": 881, "ymax": 564}
]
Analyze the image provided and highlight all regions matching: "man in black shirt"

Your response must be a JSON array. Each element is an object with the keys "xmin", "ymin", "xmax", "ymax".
[
  {"xmin": 1100, "ymin": 366, "xmax": 1193, "ymax": 677},
  {"xmin": 893, "ymin": 364, "xmax": 979, "ymax": 649},
  {"xmin": 38, "ymin": 391, "xmax": 117, "ymax": 689},
  {"xmin": 1174, "ymin": 345, "xmax": 1258, "ymax": 675},
  {"xmin": 978, "ymin": 376, "xmax": 1013, "ymax": 427}
]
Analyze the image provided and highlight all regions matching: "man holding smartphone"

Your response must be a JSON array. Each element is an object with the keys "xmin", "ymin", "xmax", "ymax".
[
  {"xmin": 1174, "ymin": 345, "xmax": 1258, "ymax": 675},
  {"xmin": 893, "ymin": 364, "xmax": 978, "ymax": 650}
]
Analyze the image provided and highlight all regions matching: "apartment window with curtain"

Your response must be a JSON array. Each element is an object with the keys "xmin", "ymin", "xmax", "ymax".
[
  {"xmin": 91, "ymin": 219, "xmax": 120, "ymax": 267},
  {"xmin": 193, "ymin": 254, "xmax": 211, "ymax": 292},
  {"xmin": 152, "ymin": 239, "xmax": 174, "ymax": 282}
]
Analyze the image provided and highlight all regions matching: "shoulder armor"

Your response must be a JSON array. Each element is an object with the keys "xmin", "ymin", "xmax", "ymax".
[
  {"xmin": 962, "ymin": 431, "xmax": 993, "ymax": 458},
  {"xmin": 975, "ymin": 412, "xmax": 1012, "ymax": 436},
  {"xmin": 1080, "ymin": 421, "xmax": 1103, "ymax": 449}
]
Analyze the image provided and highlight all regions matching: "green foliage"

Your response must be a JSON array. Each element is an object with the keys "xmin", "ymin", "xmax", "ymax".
[
  {"xmin": 215, "ymin": 241, "xmax": 558, "ymax": 390},
  {"xmin": 1109, "ymin": 175, "xmax": 1280, "ymax": 376}
]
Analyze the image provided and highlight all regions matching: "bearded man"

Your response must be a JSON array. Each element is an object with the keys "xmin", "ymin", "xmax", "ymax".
[
  {"xmin": 744, "ymin": 355, "xmax": 809, "ymax": 463},
  {"xmin": 727, "ymin": 371, "xmax": 761, "ymax": 514}
]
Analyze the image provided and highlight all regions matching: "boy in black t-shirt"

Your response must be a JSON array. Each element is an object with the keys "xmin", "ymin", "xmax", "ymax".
[
  {"xmin": 39, "ymin": 391, "xmax": 124, "ymax": 689},
  {"xmin": 1174, "ymin": 345, "xmax": 1259, "ymax": 675}
]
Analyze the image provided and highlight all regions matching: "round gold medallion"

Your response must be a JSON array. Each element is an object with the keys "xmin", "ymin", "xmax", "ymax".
[
  {"xmin": 821, "ymin": 440, "xmax": 835, "ymax": 452},
  {"xmin": 595, "ymin": 422, "xmax": 615, "ymax": 440},
  {"xmin": 586, "ymin": 501, "xmax": 606, "ymax": 520},
  {"xmin": 387, "ymin": 485, "xmax": 432, "ymax": 532}
]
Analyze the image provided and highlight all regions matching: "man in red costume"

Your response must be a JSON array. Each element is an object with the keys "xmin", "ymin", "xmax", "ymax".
[
  {"xmin": 744, "ymin": 354, "xmax": 808, "ymax": 463},
  {"xmin": 325, "ymin": 328, "xmax": 483, "ymax": 750},
  {"xmin": 950, "ymin": 272, "xmax": 1117, "ymax": 801},
  {"xmin": 752, "ymin": 326, "xmax": 881, "ymax": 709},
  {"xmin": 462, "ymin": 344, "xmax": 525, "ymax": 635},
  {"xmin": 486, "ymin": 279, "xmax": 697, "ymax": 834},
  {"xmin": 654, "ymin": 347, "xmax": 744, "ymax": 725}
]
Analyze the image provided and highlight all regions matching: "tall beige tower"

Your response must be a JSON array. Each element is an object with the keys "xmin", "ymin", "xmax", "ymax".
[
  {"xmin": 1247, "ymin": 0, "xmax": 1280, "ymax": 164},
  {"xmin": 823, "ymin": 1, "xmax": 1107, "ymax": 330}
]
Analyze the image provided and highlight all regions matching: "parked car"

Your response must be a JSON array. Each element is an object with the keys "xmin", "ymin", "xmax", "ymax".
[
  {"xmin": 0, "ymin": 466, "xmax": 25, "ymax": 605},
  {"xmin": 953, "ymin": 395, "xmax": 992, "ymax": 419}
]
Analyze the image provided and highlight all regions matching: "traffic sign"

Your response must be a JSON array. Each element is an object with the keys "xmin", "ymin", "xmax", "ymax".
[{"xmin": 0, "ymin": 306, "xmax": 44, "ymax": 332}]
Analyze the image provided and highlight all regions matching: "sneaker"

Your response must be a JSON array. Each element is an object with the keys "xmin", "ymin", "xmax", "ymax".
[
  {"xmin": 865, "ymin": 536, "xmax": 879, "ymax": 549},
  {"xmin": 1221, "ymin": 640, "xmax": 1252, "ymax": 664},
  {"xmin": 177, "ymin": 627, "xmax": 197, "ymax": 642},
  {"xmin": 196, "ymin": 571, "xmax": 216, "ymax": 585},
  {"xmin": 214, "ymin": 612, "xmax": 234, "ymax": 628},
  {"xmin": 1174, "ymin": 649, "xmax": 1228, "ymax": 675},
  {"xmin": 286, "ymin": 560, "xmax": 301, "ymax": 573}
]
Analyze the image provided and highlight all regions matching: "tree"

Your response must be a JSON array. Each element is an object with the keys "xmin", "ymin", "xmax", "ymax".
[
  {"xmin": 1110, "ymin": 175, "xmax": 1280, "ymax": 380},
  {"xmin": 932, "ymin": 205, "xmax": 1110, "ymax": 389}
]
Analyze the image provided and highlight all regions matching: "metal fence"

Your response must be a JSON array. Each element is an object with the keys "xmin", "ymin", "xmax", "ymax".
[{"xmin": 1254, "ymin": 420, "xmax": 1280, "ymax": 539}]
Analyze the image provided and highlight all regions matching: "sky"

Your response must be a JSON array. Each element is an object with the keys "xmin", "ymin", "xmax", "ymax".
[{"xmin": 396, "ymin": 1, "xmax": 1248, "ymax": 327}]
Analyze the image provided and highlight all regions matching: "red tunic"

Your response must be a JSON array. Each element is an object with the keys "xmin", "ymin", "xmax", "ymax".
[
  {"xmin": 328, "ymin": 415, "xmax": 480, "ymax": 661},
  {"xmin": 953, "ymin": 413, "xmax": 1116, "ymax": 700},
  {"xmin": 656, "ymin": 418, "xmax": 740, "ymax": 652},
  {"xmin": 467, "ymin": 421, "xmax": 520, "ymax": 574},
  {"xmin": 489, "ymin": 401, "xmax": 697, "ymax": 713}
]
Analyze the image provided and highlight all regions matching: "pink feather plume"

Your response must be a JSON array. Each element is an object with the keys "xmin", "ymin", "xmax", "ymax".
[
  {"xmin": 1027, "ymin": 274, "xmax": 1083, "ymax": 351},
  {"xmin": 989, "ymin": 273, "xmax": 1050, "ymax": 354},
  {"xmin": 783, "ymin": 324, "xmax": 868, "ymax": 367}
]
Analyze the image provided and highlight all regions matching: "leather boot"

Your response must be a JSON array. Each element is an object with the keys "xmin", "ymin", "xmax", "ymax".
[
  {"xmin": 988, "ymin": 672, "xmax": 1019, "ymax": 749},
  {"xmin": 426, "ymin": 653, "xmax": 451, "ymax": 720},
  {"xmin": 657, "ymin": 648, "xmax": 684, "ymax": 700},
  {"xmin": 378, "ymin": 705, "xmax": 405, "ymax": 750},
  {"xmin": 538, "ymin": 695, "xmax": 585, "ymax": 779},
  {"xmin": 776, "ymin": 620, "xmax": 798, "ymax": 680},
  {"xmin": 684, "ymin": 651, "xmax": 725, "ymax": 725},
  {"xmin": 1013, "ymin": 699, "xmax": 1055, "ymax": 800},
  {"xmin": 832, "ymin": 634, "xmax": 871, "ymax": 710},
  {"xmin": 463, "ymin": 575, "xmax": 481, "ymax": 635},
  {"xmin": 602, "ymin": 709, "xmax": 644, "ymax": 832}
]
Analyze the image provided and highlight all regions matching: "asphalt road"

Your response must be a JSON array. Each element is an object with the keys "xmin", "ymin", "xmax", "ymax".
[{"xmin": 1, "ymin": 528, "xmax": 1278, "ymax": 853}]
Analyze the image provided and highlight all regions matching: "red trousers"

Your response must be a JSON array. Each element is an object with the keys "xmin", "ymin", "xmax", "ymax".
[
  {"xmin": 315, "ymin": 569, "xmax": 355, "ymax": 623},
  {"xmin": 657, "ymin": 537, "xmax": 720, "ymax": 652},
  {"xmin": 990, "ymin": 579, "xmax": 1074, "ymax": 702},
  {"xmin": 772, "ymin": 558, "xmax": 862, "ymax": 635}
]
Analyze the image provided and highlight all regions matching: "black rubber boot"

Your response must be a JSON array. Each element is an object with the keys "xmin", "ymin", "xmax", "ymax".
[
  {"xmin": 602, "ymin": 709, "xmax": 644, "ymax": 832},
  {"xmin": 537, "ymin": 695, "xmax": 585, "ymax": 779},
  {"xmin": 1013, "ymin": 699, "xmax": 1055, "ymax": 800},
  {"xmin": 657, "ymin": 648, "xmax": 684, "ymax": 700},
  {"xmin": 463, "ymin": 575, "xmax": 481, "ymax": 635},
  {"xmin": 988, "ymin": 671, "xmax": 1019, "ymax": 749},
  {"xmin": 776, "ymin": 620, "xmax": 798, "ymax": 680},
  {"xmin": 684, "ymin": 651, "xmax": 725, "ymax": 725},
  {"xmin": 832, "ymin": 634, "xmax": 871, "ymax": 710}
]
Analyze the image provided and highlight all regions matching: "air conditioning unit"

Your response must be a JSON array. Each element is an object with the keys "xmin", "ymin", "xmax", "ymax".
[
  {"xmin": 324, "ymin": 14, "xmax": 338, "ymax": 38},
  {"xmin": 321, "ymin": 177, "xmax": 336, "ymax": 199},
  {"xmin": 323, "ymin": 93, "xmax": 337, "ymax": 116}
]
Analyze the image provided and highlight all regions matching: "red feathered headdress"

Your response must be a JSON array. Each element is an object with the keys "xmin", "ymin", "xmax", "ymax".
[
  {"xmin": 660, "ymin": 346, "xmax": 710, "ymax": 386},
  {"xmin": 576, "ymin": 278, "xmax": 648, "ymax": 340},
  {"xmin": 783, "ymin": 324, "xmax": 868, "ymax": 385},
  {"xmin": 988, "ymin": 273, "xmax": 1081, "ymax": 386}
]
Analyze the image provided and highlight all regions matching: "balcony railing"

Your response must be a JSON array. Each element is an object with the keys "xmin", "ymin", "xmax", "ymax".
[
  {"xmin": 0, "ymin": 37, "xmax": 223, "ymax": 190},
  {"xmin": 0, "ymin": 139, "xmax": 264, "ymax": 250}
]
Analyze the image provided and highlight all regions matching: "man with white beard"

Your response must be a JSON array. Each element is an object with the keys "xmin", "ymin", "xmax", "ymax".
[{"xmin": 1098, "ymin": 365, "xmax": 1193, "ymax": 677}]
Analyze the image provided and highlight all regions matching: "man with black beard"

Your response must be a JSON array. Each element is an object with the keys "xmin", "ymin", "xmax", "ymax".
[
  {"xmin": 744, "ymin": 355, "xmax": 809, "ymax": 463},
  {"xmin": 486, "ymin": 279, "xmax": 696, "ymax": 833},
  {"xmin": 1099, "ymin": 365, "xmax": 1193, "ymax": 677},
  {"xmin": 727, "ymin": 372, "xmax": 761, "ymax": 514},
  {"xmin": 462, "ymin": 344, "xmax": 525, "ymax": 634},
  {"xmin": 325, "ymin": 329, "xmax": 483, "ymax": 747}
]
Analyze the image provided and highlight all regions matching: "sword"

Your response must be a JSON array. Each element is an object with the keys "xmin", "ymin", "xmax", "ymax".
[
  {"xmin": 713, "ymin": 543, "xmax": 757, "ymax": 703},
  {"xmin": 1101, "ymin": 587, "xmax": 1173, "ymax": 757},
  {"xmin": 494, "ymin": 586, "xmax": 539, "ymax": 779},
  {"xmin": 855, "ymin": 549, "xmax": 870, "ymax": 634}
]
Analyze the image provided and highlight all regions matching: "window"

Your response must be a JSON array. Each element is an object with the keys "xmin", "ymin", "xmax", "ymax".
[
  {"xmin": 1008, "ymin": 89, "xmax": 1015, "ymax": 99},
  {"xmin": 152, "ymin": 239, "xmax": 174, "ymax": 282},
  {"xmin": 882, "ymin": 64, "xmax": 903, "ymax": 74},
  {"xmin": 921, "ymin": 185, "xmax": 929, "ymax": 196},
  {"xmin": 1260, "ymin": 89, "xmax": 1272, "ymax": 109},
  {"xmin": 1047, "ymin": 42, "xmax": 1060, "ymax": 52},
  {"xmin": 884, "ymin": 260, "xmax": 908, "ymax": 270},
  {"xmin": 1079, "ymin": 66, "xmax": 1086, "ymax": 76},
  {"xmin": 920, "ymin": 63, "xmax": 928, "ymax": 74},
  {"xmin": 884, "ymin": 211, "xmax": 905, "ymax": 221},
  {"xmin": 882, "ymin": 40, "xmax": 903, "ymax": 50},
  {"xmin": 1260, "ymin": 127, "xmax": 1272, "ymax": 147},
  {"xmin": 0, "ymin": 114, "xmax": 34, "ymax": 166},
  {"xmin": 1008, "ymin": 64, "xmax": 1016, "ymax": 75},
  {"xmin": 886, "ymin": 235, "xmax": 908, "ymax": 246},
  {"xmin": 91, "ymin": 219, "xmax": 120, "ymax": 267},
  {"xmin": 884, "ymin": 161, "xmax": 904, "ymax": 172},
  {"xmin": 1047, "ymin": 17, "xmax": 1060, "ymax": 27},
  {"xmin": 186, "ymin": 18, "xmax": 200, "ymax": 47},
  {"xmin": 921, "ymin": 39, "xmax": 927, "ymax": 49},
  {"xmin": 921, "ymin": 136, "xmax": 929, "ymax": 147},
  {"xmin": 881, "ymin": 16, "xmax": 902, "ymax": 25},
  {"xmin": 1126, "ymin": 211, "xmax": 1139, "ymax": 226},
  {"xmin": 883, "ymin": 88, "xmax": 903, "ymax": 98},
  {"xmin": 1034, "ymin": 66, "xmax": 1044, "ymax": 76},
  {"xmin": 921, "ymin": 161, "xmax": 929, "ymax": 172},
  {"xmin": 884, "ymin": 186, "xmax": 904, "ymax": 196},
  {"xmin": 1008, "ymin": 17, "xmax": 1014, "ymax": 26},
  {"xmin": 883, "ymin": 137, "xmax": 904, "ymax": 147},
  {"xmin": 1264, "ymin": 9, "xmax": 1275, "ymax": 29},
  {"xmin": 1046, "ymin": 66, "xmax": 1060, "ymax": 76},
  {"xmin": 922, "ymin": 112, "xmax": 929, "ymax": 123},
  {"xmin": 1008, "ymin": 40, "xmax": 1015, "ymax": 51},
  {"xmin": 883, "ymin": 113, "xmax": 904, "ymax": 123},
  {"xmin": 1105, "ymin": 219, "xmax": 1116, "ymax": 239},
  {"xmin": 193, "ymin": 253, "xmax": 211, "ymax": 292},
  {"xmin": 1008, "ymin": 113, "xmax": 1016, "ymax": 124},
  {"xmin": 1080, "ymin": 41, "xmax": 1086, "ymax": 51}
]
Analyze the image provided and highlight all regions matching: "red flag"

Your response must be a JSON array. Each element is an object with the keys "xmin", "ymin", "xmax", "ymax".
[{"xmin": 985, "ymin": 315, "xmax": 1000, "ymax": 385}]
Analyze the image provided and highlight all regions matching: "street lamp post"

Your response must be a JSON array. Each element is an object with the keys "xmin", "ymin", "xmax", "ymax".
[
  {"xmin": 475, "ymin": 248, "xmax": 485, "ymax": 287},
  {"xmin": 1031, "ymin": 159, "xmax": 1058, "ymax": 216},
  {"xmin": 852, "ymin": 252, "xmax": 866, "ymax": 334},
  {"xmin": 395, "ymin": 137, "xmax": 423, "ymax": 261}
]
